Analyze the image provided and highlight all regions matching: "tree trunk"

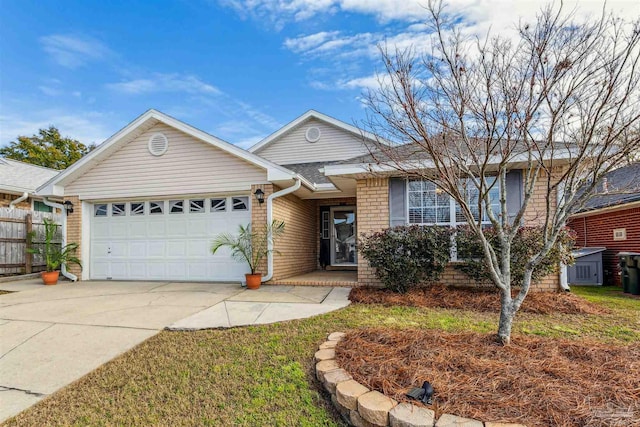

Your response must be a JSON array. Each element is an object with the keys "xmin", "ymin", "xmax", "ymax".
[{"xmin": 497, "ymin": 291, "xmax": 515, "ymax": 345}]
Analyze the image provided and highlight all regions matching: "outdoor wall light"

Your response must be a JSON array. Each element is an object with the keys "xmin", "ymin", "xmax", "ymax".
[
  {"xmin": 254, "ymin": 188, "xmax": 265, "ymax": 204},
  {"xmin": 63, "ymin": 200, "xmax": 74, "ymax": 215}
]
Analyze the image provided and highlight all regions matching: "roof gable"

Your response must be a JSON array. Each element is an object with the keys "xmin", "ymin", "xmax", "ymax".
[
  {"xmin": 249, "ymin": 110, "xmax": 379, "ymax": 162},
  {"xmin": 37, "ymin": 109, "xmax": 296, "ymax": 196}
]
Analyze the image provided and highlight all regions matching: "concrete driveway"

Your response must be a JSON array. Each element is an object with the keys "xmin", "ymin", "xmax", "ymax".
[{"xmin": 0, "ymin": 279, "xmax": 350, "ymax": 421}]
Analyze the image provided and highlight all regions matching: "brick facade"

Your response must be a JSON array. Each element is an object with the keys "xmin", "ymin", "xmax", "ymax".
[
  {"xmin": 568, "ymin": 206, "xmax": 640, "ymax": 286},
  {"xmin": 353, "ymin": 172, "xmax": 563, "ymax": 292},
  {"xmin": 271, "ymin": 192, "xmax": 317, "ymax": 280},
  {"xmin": 250, "ymin": 184, "xmax": 273, "ymax": 277},
  {"xmin": 64, "ymin": 195, "xmax": 83, "ymax": 278},
  {"xmin": 356, "ymin": 178, "xmax": 390, "ymax": 286}
]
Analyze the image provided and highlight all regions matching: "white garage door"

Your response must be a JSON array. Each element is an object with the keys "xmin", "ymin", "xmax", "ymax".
[{"xmin": 90, "ymin": 196, "xmax": 251, "ymax": 281}]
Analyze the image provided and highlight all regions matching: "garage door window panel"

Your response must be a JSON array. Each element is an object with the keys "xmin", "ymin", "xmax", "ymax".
[
  {"xmin": 211, "ymin": 198, "xmax": 226, "ymax": 212},
  {"xmin": 131, "ymin": 202, "xmax": 145, "ymax": 216},
  {"xmin": 149, "ymin": 201, "xmax": 164, "ymax": 214},
  {"xmin": 112, "ymin": 203, "xmax": 126, "ymax": 216},
  {"xmin": 232, "ymin": 196, "xmax": 249, "ymax": 211},
  {"xmin": 189, "ymin": 199, "xmax": 205, "ymax": 213},
  {"xmin": 94, "ymin": 204, "xmax": 108, "ymax": 217},
  {"xmin": 170, "ymin": 200, "xmax": 184, "ymax": 214}
]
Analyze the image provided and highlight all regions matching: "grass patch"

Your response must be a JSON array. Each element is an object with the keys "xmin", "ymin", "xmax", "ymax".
[{"xmin": 4, "ymin": 286, "xmax": 638, "ymax": 426}]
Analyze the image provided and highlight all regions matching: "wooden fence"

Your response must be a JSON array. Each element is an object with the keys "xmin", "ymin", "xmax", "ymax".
[{"xmin": 0, "ymin": 207, "xmax": 62, "ymax": 276}]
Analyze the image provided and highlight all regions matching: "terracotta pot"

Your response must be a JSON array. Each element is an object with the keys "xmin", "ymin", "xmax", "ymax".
[
  {"xmin": 41, "ymin": 271, "xmax": 60, "ymax": 286},
  {"xmin": 245, "ymin": 273, "xmax": 262, "ymax": 290}
]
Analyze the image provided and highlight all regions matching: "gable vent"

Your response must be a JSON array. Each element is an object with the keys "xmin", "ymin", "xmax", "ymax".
[
  {"xmin": 148, "ymin": 133, "xmax": 168, "ymax": 156},
  {"xmin": 305, "ymin": 126, "xmax": 321, "ymax": 143}
]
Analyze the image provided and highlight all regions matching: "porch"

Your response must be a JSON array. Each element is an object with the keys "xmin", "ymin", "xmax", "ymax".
[{"xmin": 269, "ymin": 270, "xmax": 358, "ymax": 287}]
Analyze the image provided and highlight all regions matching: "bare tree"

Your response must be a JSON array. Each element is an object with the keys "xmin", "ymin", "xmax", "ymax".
[{"xmin": 363, "ymin": 1, "xmax": 640, "ymax": 344}]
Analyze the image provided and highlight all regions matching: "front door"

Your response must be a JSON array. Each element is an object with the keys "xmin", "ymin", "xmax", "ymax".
[{"xmin": 330, "ymin": 206, "xmax": 357, "ymax": 266}]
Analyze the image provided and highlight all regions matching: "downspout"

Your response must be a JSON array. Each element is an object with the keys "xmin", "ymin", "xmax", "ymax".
[
  {"xmin": 9, "ymin": 192, "xmax": 29, "ymax": 209},
  {"xmin": 261, "ymin": 178, "xmax": 302, "ymax": 283},
  {"xmin": 43, "ymin": 197, "xmax": 78, "ymax": 282},
  {"xmin": 557, "ymin": 183, "xmax": 570, "ymax": 291}
]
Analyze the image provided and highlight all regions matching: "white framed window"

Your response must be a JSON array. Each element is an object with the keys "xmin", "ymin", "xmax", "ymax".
[
  {"xmin": 321, "ymin": 211, "xmax": 330, "ymax": 239},
  {"xmin": 149, "ymin": 201, "xmax": 164, "ymax": 215},
  {"xmin": 408, "ymin": 180, "xmax": 451, "ymax": 225},
  {"xmin": 232, "ymin": 196, "xmax": 249, "ymax": 211},
  {"xmin": 112, "ymin": 203, "xmax": 126, "ymax": 216},
  {"xmin": 210, "ymin": 198, "xmax": 226, "ymax": 212},
  {"xmin": 408, "ymin": 178, "xmax": 500, "ymax": 226},
  {"xmin": 189, "ymin": 199, "xmax": 205, "ymax": 213},
  {"xmin": 94, "ymin": 204, "xmax": 108, "ymax": 217},
  {"xmin": 130, "ymin": 202, "xmax": 145, "ymax": 216},
  {"xmin": 169, "ymin": 200, "xmax": 184, "ymax": 214}
]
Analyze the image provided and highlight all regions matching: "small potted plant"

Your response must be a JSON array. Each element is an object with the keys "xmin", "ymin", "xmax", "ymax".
[
  {"xmin": 28, "ymin": 218, "xmax": 82, "ymax": 285},
  {"xmin": 211, "ymin": 220, "xmax": 285, "ymax": 289}
]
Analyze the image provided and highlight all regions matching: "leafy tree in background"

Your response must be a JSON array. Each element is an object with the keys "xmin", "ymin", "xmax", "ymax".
[{"xmin": 0, "ymin": 126, "xmax": 96, "ymax": 170}]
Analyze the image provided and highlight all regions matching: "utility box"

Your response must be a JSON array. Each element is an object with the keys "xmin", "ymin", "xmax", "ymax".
[{"xmin": 568, "ymin": 247, "xmax": 606, "ymax": 286}]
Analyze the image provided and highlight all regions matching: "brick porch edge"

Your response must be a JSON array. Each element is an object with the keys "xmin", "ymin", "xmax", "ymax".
[{"xmin": 315, "ymin": 332, "xmax": 527, "ymax": 427}]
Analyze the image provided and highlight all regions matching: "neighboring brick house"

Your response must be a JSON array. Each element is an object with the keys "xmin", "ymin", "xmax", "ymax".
[
  {"xmin": 0, "ymin": 158, "xmax": 60, "ymax": 211},
  {"xmin": 567, "ymin": 163, "xmax": 640, "ymax": 286},
  {"xmin": 35, "ymin": 109, "xmax": 567, "ymax": 290}
]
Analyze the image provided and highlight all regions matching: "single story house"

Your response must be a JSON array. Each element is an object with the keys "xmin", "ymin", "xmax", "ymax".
[
  {"xmin": 36, "ymin": 109, "xmax": 567, "ymax": 290},
  {"xmin": 0, "ymin": 158, "xmax": 60, "ymax": 211},
  {"xmin": 567, "ymin": 162, "xmax": 640, "ymax": 286}
]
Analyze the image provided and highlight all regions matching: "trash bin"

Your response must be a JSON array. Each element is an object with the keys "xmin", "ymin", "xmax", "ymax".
[
  {"xmin": 619, "ymin": 252, "xmax": 640, "ymax": 295},
  {"xmin": 630, "ymin": 255, "xmax": 640, "ymax": 296},
  {"xmin": 619, "ymin": 254, "xmax": 630, "ymax": 293}
]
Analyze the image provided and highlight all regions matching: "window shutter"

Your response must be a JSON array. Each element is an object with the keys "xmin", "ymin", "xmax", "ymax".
[
  {"xmin": 505, "ymin": 170, "xmax": 523, "ymax": 224},
  {"xmin": 389, "ymin": 177, "xmax": 407, "ymax": 227}
]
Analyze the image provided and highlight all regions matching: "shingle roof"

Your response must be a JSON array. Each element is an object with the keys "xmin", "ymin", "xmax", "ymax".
[
  {"xmin": 579, "ymin": 162, "xmax": 640, "ymax": 212},
  {"xmin": 0, "ymin": 158, "xmax": 60, "ymax": 194},
  {"xmin": 281, "ymin": 161, "xmax": 340, "ymax": 185}
]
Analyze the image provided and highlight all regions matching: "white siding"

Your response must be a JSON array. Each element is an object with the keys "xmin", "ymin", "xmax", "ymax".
[
  {"xmin": 65, "ymin": 124, "xmax": 268, "ymax": 199},
  {"xmin": 255, "ymin": 118, "xmax": 370, "ymax": 165}
]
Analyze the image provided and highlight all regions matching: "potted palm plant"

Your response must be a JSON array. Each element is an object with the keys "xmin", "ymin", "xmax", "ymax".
[
  {"xmin": 28, "ymin": 218, "xmax": 82, "ymax": 285},
  {"xmin": 211, "ymin": 220, "xmax": 285, "ymax": 289}
]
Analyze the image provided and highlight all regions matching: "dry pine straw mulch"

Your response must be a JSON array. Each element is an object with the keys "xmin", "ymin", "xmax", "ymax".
[
  {"xmin": 336, "ymin": 328, "xmax": 640, "ymax": 427},
  {"xmin": 349, "ymin": 285, "xmax": 608, "ymax": 315}
]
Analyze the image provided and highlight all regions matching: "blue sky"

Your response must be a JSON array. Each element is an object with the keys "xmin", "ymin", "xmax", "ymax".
[{"xmin": 1, "ymin": 0, "xmax": 636, "ymax": 149}]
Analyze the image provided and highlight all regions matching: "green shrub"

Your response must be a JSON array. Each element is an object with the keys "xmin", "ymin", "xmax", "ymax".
[
  {"xmin": 359, "ymin": 225, "xmax": 453, "ymax": 293},
  {"xmin": 454, "ymin": 226, "xmax": 576, "ymax": 286}
]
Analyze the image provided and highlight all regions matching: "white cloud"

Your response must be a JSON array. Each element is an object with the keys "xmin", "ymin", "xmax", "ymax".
[
  {"xmin": 284, "ymin": 31, "xmax": 341, "ymax": 53},
  {"xmin": 40, "ymin": 34, "xmax": 112, "ymax": 68},
  {"xmin": 221, "ymin": 0, "xmax": 639, "ymax": 30},
  {"xmin": 234, "ymin": 135, "xmax": 264, "ymax": 149},
  {"xmin": 276, "ymin": 1, "xmax": 640, "ymax": 93},
  {"xmin": 38, "ymin": 86, "xmax": 63, "ymax": 96},
  {"xmin": 219, "ymin": 0, "xmax": 338, "ymax": 30},
  {"xmin": 219, "ymin": 0, "xmax": 426, "ymax": 27},
  {"xmin": 339, "ymin": 74, "xmax": 386, "ymax": 91},
  {"xmin": 0, "ymin": 110, "xmax": 113, "ymax": 146},
  {"xmin": 107, "ymin": 73, "xmax": 222, "ymax": 96}
]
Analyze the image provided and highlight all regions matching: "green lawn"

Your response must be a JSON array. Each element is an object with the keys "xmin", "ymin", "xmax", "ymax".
[{"xmin": 4, "ymin": 286, "xmax": 639, "ymax": 426}]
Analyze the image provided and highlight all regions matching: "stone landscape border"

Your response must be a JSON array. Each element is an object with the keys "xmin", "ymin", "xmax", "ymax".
[{"xmin": 315, "ymin": 332, "xmax": 526, "ymax": 427}]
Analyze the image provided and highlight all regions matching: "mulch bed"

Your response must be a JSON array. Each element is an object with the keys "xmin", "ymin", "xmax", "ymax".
[
  {"xmin": 336, "ymin": 328, "xmax": 640, "ymax": 426},
  {"xmin": 349, "ymin": 285, "xmax": 608, "ymax": 315}
]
